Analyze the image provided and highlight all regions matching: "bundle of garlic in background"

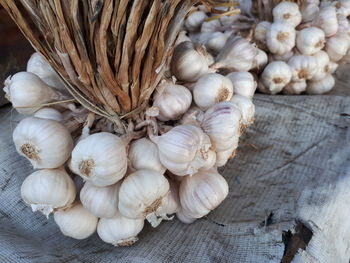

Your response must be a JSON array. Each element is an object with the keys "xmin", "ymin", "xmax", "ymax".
[{"xmin": 184, "ymin": 0, "xmax": 350, "ymax": 95}]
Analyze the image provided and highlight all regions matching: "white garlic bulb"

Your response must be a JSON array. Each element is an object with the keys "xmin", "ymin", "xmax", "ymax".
[
  {"xmin": 200, "ymin": 149, "xmax": 217, "ymax": 171},
  {"xmin": 261, "ymin": 61, "xmax": 292, "ymax": 94},
  {"xmin": 296, "ymin": 27, "xmax": 325, "ymax": 55},
  {"xmin": 193, "ymin": 73, "xmax": 233, "ymax": 110},
  {"xmin": 325, "ymin": 33, "xmax": 350, "ymax": 62},
  {"xmin": 152, "ymin": 125, "xmax": 211, "ymax": 176},
  {"xmin": 311, "ymin": 51, "xmax": 331, "ymax": 81},
  {"xmin": 216, "ymin": 143, "xmax": 237, "ymax": 167},
  {"xmin": 301, "ymin": 4, "xmax": 319, "ymax": 23},
  {"xmin": 128, "ymin": 138, "xmax": 166, "ymax": 174},
  {"xmin": 272, "ymin": 50, "xmax": 294, "ymax": 62},
  {"xmin": 273, "ymin": 2, "xmax": 302, "ymax": 27},
  {"xmin": 70, "ymin": 132, "xmax": 127, "ymax": 187},
  {"xmin": 97, "ymin": 212, "xmax": 144, "ymax": 246},
  {"xmin": 176, "ymin": 209, "xmax": 197, "ymax": 224},
  {"xmin": 257, "ymin": 80, "xmax": 270, "ymax": 94},
  {"xmin": 33, "ymin": 107, "xmax": 63, "ymax": 122},
  {"xmin": 206, "ymin": 32, "xmax": 227, "ymax": 53},
  {"xmin": 226, "ymin": 72, "xmax": 257, "ymax": 99},
  {"xmin": 201, "ymin": 102, "xmax": 241, "ymax": 152},
  {"xmin": 283, "ymin": 80, "xmax": 307, "ymax": 95},
  {"xmin": 178, "ymin": 106, "xmax": 204, "ymax": 126},
  {"xmin": 179, "ymin": 169, "xmax": 229, "ymax": 219},
  {"xmin": 185, "ymin": 11, "xmax": 208, "ymax": 32},
  {"xmin": 80, "ymin": 181, "xmax": 120, "ymax": 218},
  {"xmin": 253, "ymin": 49, "xmax": 268, "ymax": 70},
  {"xmin": 288, "ymin": 55, "xmax": 317, "ymax": 81},
  {"xmin": 201, "ymin": 19, "xmax": 220, "ymax": 33},
  {"xmin": 230, "ymin": 95, "xmax": 255, "ymax": 126},
  {"xmin": 307, "ymin": 74, "xmax": 335, "ymax": 94},
  {"xmin": 21, "ymin": 168, "xmax": 76, "ymax": 217},
  {"xmin": 3, "ymin": 72, "xmax": 60, "ymax": 114},
  {"xmin": 54, "ymin": 202, "xmax": 98, "ymax": 240},
  {"xmin": 215, "ymin": 36, "xmax": 257, "ymax": 72},
  {"xmin": 266, "ymin": 22, "xmax": 296, "ymax": 55},
  {"xmin": 314, "ymin": 6, "xmax": 338, "ymax": 37},
  {"xmin": 254, "ymin": 21, "xmax": 271, "ymax": 44},
  {"xmin": 335, "ymin": 0, "xmax": 350, "ymax": 17},
  {"xmin": 153, "ymin": 82, "xmax": 192, "ymax": 121},
  {"xmin": 170, "ymin": 41, "xmax": 208, "ymax": 82},
  {"xmin": 13, "ymin": 117, "xmax": 73, "ymax": 168},
  {"xmin": 328, "ymin": 61, "xmax": 338, "ymax": 74},
  {"xmin": 118, "ymin": 170, "xmax": 170, "ymax": 223}
]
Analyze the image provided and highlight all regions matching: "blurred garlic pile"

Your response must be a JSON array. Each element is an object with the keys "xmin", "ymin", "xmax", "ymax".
[
  {"xmin": 4, "ymin": 46, "xmax": 255, "ymax": 246},
  {"xmin": 184, "ymin": 0, "xmax": 350, "ymax": 95}
]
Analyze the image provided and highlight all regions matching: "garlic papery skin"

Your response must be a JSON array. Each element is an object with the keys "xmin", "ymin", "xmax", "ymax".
[
  {"xmin": 201, "ymin": 102, "xmax": 241, "ymax": 152},
  {"xmin": 253, "ymin": 49, "xmax": 268, "ymax": 70},
  {"xmin": 216, "ymin": 143, "xmax": 237, "ymax": 167},
  {"xmin": 335, "ymin": 0, "xmax": 350, "ymax": 17},
  {"xmin": 273, "ymin": 2, "xmax": 302, "ymax": 27},
  {"xmin": 254, "ymin": 21, "xmax": 271, "ymax": 44},
  {"xmin": 128, "ymin": 138, "xmax": 166, "ymax": 174},
  {"xmin": 306, "ymin": 74, "xmax": 335, "ymax": 94},
  {"xmin": 206, "ymin": 32, "xmax": 227, "ymax": 53},
  {"xmin": 201, "ymin": 19, "xmax": 221, "ymax": 33},
  {"xmin": 311, "ymin": 51, "xmax": 331, "ymax": 81},
  {"xmin": 283, "ymin": 80, "xmax": 307, "ymax": 95},
  {"xmin": 70, "ymin": 132, "xmax": 127, "ymax": 187},
  {"xmin": 272, "ymin": 50, "xmax": 294, "ymax": 62},
  {"xmin": 3, "ymin": 72, "xmax": 60, "ymax": 114},
  {"xmin": 185, "ymin": 11, "xmax": 208, "ymax": 32},
  {"xmin": 328, "ymin": 61, "xmax": 338, "ymax": 74},
  {"xmin": 325, "ymin": 33, "xmax": 350, "ymax": 62},
  {"xmin": 152, "ymin": 125, "xmax": 211, "ymax": 176},
  {"xmin": 200, "ymin": 150, "xmax": 217, "ymax": 171},
  {"xmin": 13, "ymin": 117, "xmax": 73, "ymax": 169},
  {"xmin": 27, "ymin": 52, "xmax": 66, "ymax": 90},
  {"xmin": 314, "ymin": 6, "xmax": 338, "ymax": 37},
  {"xmin": 261, "ymin": 61, "xmax": 292, "ymax": 94},
  {"xmin": 266, "ymin": 22, "xmax": 296, "ymax": 55},
  {"xmin": 226, "ymin": 72, "xmax": 257, "ymax": 99},
  {"xmin": 21, "ymin": 168, "xmax": 76, "ymax": 217},
  {"xmin": 54, "ymin": 202, "xmax": 98, "ymax": 240},
  {"xmin": 118, "ymin": 170, "xmax": 170, "ymax": 221},
  {"xmin": 176, "ymin": 209, "xmax": 197, "ymax": 224},
  {"xmin": 296, "ymin": 27, "xmax": 325, "ymax": 55},
  {"xmin": 230, "ymin": 95, "xmax": 255, "ymax": 127},
  {"xmin": 33, "ymin": 107, "xmax": 63, "ymax": 122},
  {"xmin": 153, "ymin": 82, "xmax": 192, "ymax": 121},
  {"xmin": 178, "ymin": 106, "xmax": 204, "ymax": 126},
  {"xmin": 80, "ymin": 182, "xmax": 120, "ymax": 218},
  {"xmin": 288, "ymin": 55, "xmax": 317, "ymax": 81},
  {"xmin": 179, "ymin": 169, "xmax": 229, "ymax": 219},
  {"xmin": 301, "ymin": 4, "xmax": 320, "ymax": 23},
  {"xmin": 193, "ymin": 73, "xmax": 233, "ymax": 110},
  {"xmin": 215, "ymin": 36, "xmax": 257, "ymax": 72},
  {"xmin": 97, "ymin": 212, "xmax": 144, "ymax": 246},
  {"xmin": 170, "ymin": 41, "xmax": 208, "ymax": 82}
]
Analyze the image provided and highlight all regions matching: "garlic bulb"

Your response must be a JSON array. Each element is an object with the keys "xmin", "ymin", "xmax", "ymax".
[
  {"xmin": 153, "ymin": 82, "xmax": 192, "ymax": 121},
  {"xmin": 216, "ymin": 143, "xmax": 237, "ymax": 167},
  {"xmin": 170, "ymin": 41, "xmax": 208, "ymax": 82},
  {"xmin": 226, "ymin": 72, "xmax": 257, "ymax": 99},
  {"xmin": 200, "ymin": 150, "xmax": 217, "ymax": 170},
  {"xmin": 54, "ymin": 202, "xmax": 98, "ymax": 240},
  {"xmin": 179, "ymin": 169, "xmax": 229, "ymax": 219},
  {"xmin": 296, "ymin": 27, "xmax": 325, "ymax": 55},
  {"xmin": 21, "ymin": 168, "xmax": 76, "ymax": 217},
  {"xmin": 206, "ymin": 32, "xmax": 227, "ymax": 53},
  {"xmin": 230, "ymin": 95, "xmax": 255, "ymax": 126},
  {"xmin": 152, "ymin": 125, "xmax": 211, "ymax": 176},
  {"xmin": 301, "ymin": 4, "xmax": 319, "ymax": 23},
  {"xmin": 273, "ymin": 50, "xmax": 294, "ymax": 62},
  {"xmin": 283, "ymin": 80, "xmax": 307, "ymax": 95},
  {"xmin": 26, "ymin": 52, "xmax": 66, "ymax": 90},
  {"xmin": 273, "ymin": 2, "xmax": 302, "ymax": 27},
  {"xmin": 80, "ymin": 182, "xmax": 120, "ymax": 218},
  {"xmin": 13, "ymin": 117, "xmax": 73, "ymax": 168},
  {"xmin": 193, "ymin": 73, "xmax": 233, "ymax": 110},
  {"xmin": 335, "ymin": 0, "xmax": 350, "ymax": 17},
  {"xmin": 70, "ymin": 132, "xmax": 127, "ymax": 187},
  {"xmin": 128, "ymin": 138, "xmax": 166, "ymax": 174},
  {"xmin": 254, "ymin": 21, "xmax": 271, "ymax": 44},
  {"xmin": 3, "ymin": 72, "xmax": 60, "ymax": 114},
  {"xmin": 97, "ymin": 212, "xmax": 144, "ymax": 246},
  {"xmin": 288, "ymin": 55, "xmax": 317, "ymax": 81},
  {"xmin": 118, "ymin": 170, "xmax": 170, "ymax": 222},
  {"xmin": 185, "ymin": 11, "xmax": 208, "ymax": 32},
  {"xmin": 266, "ymin": 22, "xmax": 296, "ymax": 55},
  {"xmin": 33, "ymin": 107, "xmax": 63, "ymax": 122},
  {"xmin": 201, "ymin": 102, "xmax": 241, "ymax": 152},
  {"xmin": 328, "ymin": 61, "xmax": 338, "ymax": 74},
  {"xmin": 314, "ymin": 6, "xmax": 338, "ymax": 37},
  {"xmin": 257, "ymin": 80, "xmax": 270, "ymax": 94},
  {"xmin": 175, "ymin": 31, "xmax": 191, "ymax": 46},
  {"xmin": 261, "ymin": 61, "xmax": 292, "ymax": 94},
  {"xmin": 307, "ymin": 74, "xmax": 335, "ymax": 94},
  {"xmin": 253, "ymin": 49, "xmax": 268, "ymax": 70},
  {"xmin": 215, "ymin": 36, "xmax": 257, "ymax": 72},
  {"xmin": 176, "ymin": 209, "xmax": 197, "ymax": 224},
  {"xmin": 201, "ymin": 19, "xmax": 220, "ymax": 33},
  {"xmin": 311, "ymin": 51, "xmax": 331, "ymax": 81},
  {"xmin": 178, "ymin": 106, "xmax": 204, "ymax": 126},
  {"xmin": 325, "ymin": 33, "xmax": 350, "ymax": 62}
]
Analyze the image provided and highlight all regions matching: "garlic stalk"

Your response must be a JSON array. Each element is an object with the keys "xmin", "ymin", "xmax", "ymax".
[
  {"xmin": 226, "ymin": 72, "xmax": 257, "ymax": 99},
  {"xmin": 33, "ymin": 107, "xmax": 63, "ymax": 122}
]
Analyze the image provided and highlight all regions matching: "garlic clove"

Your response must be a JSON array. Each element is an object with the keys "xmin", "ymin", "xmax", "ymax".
[
  {"xmin": 54, "ymin": 202, "xmax": 98, "ymax": 240},
  {"xmin": 21, "ymin": 168, "xmax": 76, "ymax": 217},
  {"xmin": 283, "ymin": 80, "xmax": 307, "ymax": 95},
  {"xmin": 193, "ymin": 73, "xmax": 233, "ymax": 110},
  {"xmin": 307, "ymin": 74, "xmax": 335, "ymax": 94},
  {"xmin": 69, "ymin": 132, "xmax": 127, "ymax": 187},
  {"xmin": 216, "ymin": 143, "xmax": 237, "ymax": 167},
  {"xmin": 296, "ymin": 27, "xmax": 325, "ymax": 55},
  {"xmin": 261, "ymin": 61, "xmax": 292, "ymax": 94},
  {"xmin": 230, "ymin": 95, "xmax": 255, "ymax": 127},
  {"xmin": 13, "ymin": 117, "xmax": 73, "ymax": 169},
  {"xmin": 266, "ymin": 22, "xmax": 296, "ymax": 55},
  {"xmin": 273, "ymin": 2, "xmax": 302, "ymax": 27},
  {"xmin": 33, "ymin": 107, "xmax": 63, "ymax": 122},
  {"xmin": 185, "ymin": 11, "xmax": 208, "ymax": 32},
  {"xmin": 226, "ymin": 72, "xmax": 257, "ymax": 99}
]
